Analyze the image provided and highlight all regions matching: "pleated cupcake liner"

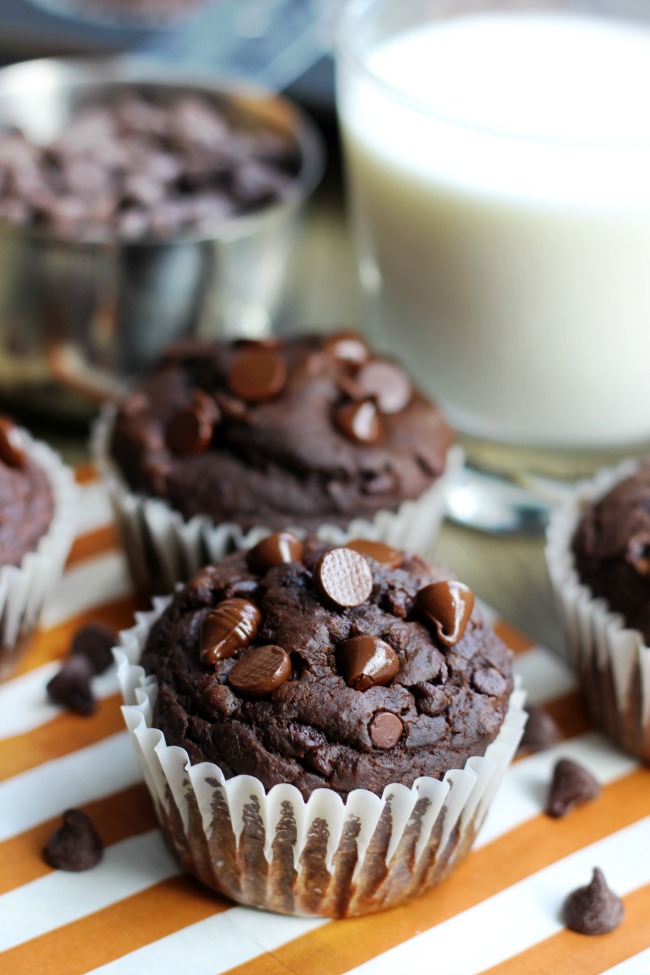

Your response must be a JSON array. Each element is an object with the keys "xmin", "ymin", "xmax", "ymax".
[
  {"xmin": 546, "ymin": 457, "xmax": 650, "ymax": 762},
  {"xmin": 116, "ymin": 598, "xmax": 526, "ymax": 918},
  {"xmin": 93, "ymin": 403, "xmax": 462, "ymax": 597},
  {"xmin": 0, "ymin": 430, "xmax": 77, "ymax": 679}
]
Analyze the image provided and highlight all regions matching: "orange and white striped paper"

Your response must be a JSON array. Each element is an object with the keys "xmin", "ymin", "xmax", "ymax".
[{"xmin": 1, "ymin": 467, "xmax": 649, "ymax": 975}]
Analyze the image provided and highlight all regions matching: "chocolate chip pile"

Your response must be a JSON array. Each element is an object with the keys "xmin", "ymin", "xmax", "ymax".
[
  {"xmin": 0, "ymin": 91, "xmax": 299, "ymax": 242},
  {"xmin": 111, "ymin": 334, "xmax": 453, "ymax": 533},
  {"xmin": 141, "ymin": 536, "xmax": 513, "ymax": 799}
]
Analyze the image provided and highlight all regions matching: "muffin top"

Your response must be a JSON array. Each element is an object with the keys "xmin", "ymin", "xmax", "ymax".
[
  {"xmin": 572, "ymin": 462, "xmax": 650, "ymax": 641},
  {"xmin": 141, "ymin": 536, "xmax": 513, "ymax": 799},
  {"xmin": 109, "ymin": 333, "xmax": 453, "ymax": 532},
  {"xmin": 0, "ymin": 418, "xmax": 54, "ymax": 567}
]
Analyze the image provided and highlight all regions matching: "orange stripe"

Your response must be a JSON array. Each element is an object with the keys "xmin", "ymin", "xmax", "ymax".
[
  {"xmin": 11, "ymin": 595, "xmax": 141, "ymax": 678},
  {"xmin": 493, "ymin": 619, "xmax": 534, "ymax": 655},
  {"xmin": 223, "ymin": 767, "xmax": 650, "ymax": 975},
  {"xmin": 0, "ymin": 876, "xmax": 229, "ymax": 975},
  {"xmin": 0, "ymin": 693, "xmax": 125, "ymax": 781},
  {"xmin": 0, "ymin": 783, "xmax": 155, "ymax": 895},
  {"xmin": 74, "ymin": 463, "xmax": 98, "ymax": 485},
  {"xmin": 479, "ymin": 882, "xmax": 650, "ymax": 975},
  {"xmin": 66, "ymin": 524, "xmax": 120, "ymax": 567}
]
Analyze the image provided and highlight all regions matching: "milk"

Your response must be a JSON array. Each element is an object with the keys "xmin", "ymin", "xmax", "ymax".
[{"xmin": 337, "ymin": 12, "xmax": 650, "ymax": 448}]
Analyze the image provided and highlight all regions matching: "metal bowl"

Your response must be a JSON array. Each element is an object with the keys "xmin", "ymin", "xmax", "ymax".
[{"xmin": 0, "ymin": 57, "xmax": 324, "ymax": 418}]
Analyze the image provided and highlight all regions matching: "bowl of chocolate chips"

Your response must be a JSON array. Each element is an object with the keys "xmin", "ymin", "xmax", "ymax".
[{"xmin": 0, "ymin": 57, "xmax": 324, "ymax": 418}]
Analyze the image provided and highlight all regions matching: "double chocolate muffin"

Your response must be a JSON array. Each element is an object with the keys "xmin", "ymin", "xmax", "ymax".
[
  {"xmin": 547, "ymin": 459, "xmax": 650, "ymax": 763},
  {"xmin": 141, "ymin": 537, "xmax": 513, "ymax": 799},
  {"xmin": 572, "ymin": 461, "xmax": 650, "ymax": 640},
  {"xmin": 109, "ymin": 333, "xmax": 453, "ymax": 535},
  {"xmin": 0, "ymin": 418, "xmax": 54, "ymax": 568}
]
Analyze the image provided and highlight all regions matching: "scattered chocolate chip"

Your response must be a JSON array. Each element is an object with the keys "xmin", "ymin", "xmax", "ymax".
[
  {"xmin": 42, "ymin": 808, "xmax": 104, "ymax": 872},
  {"xmin": 324, "ymin": 330, "xmax": 369, "ymax": 367},
  {"xmin": 200, "ymin": 598, "xmax": 262, "ymax": 665},
  {"xmin": 314, "ymin": 547, "xmax": 373, "ymax": 608},
  {"xmin": 472, "ymin": 666, "xmax": 507, "ymax": 697},
  {"xmin": 337, "ymin": 635, "xmax": 399, "ymax": 691},
  {"xmin": 346, "ymin": 538, "xmax": 402, "ymax": 568},
  {"xmin": 0, "ymin": 416, "xmax": 26, "ymax": 468},
  {"xmin": 334, "ymin": 399, "xmax": 384, "ymax": 444},
  {"xmin": 228, "ymin": 644, "xmax": 292, "ymax": 697},
  {"xmin": 417, "ymin": 580, "xmax": 474, "ymax": 647},
  {"xmin": 563, "ymin": 868, "xmax": 624, "ymax": 935},
  {"xmin": 518, "ymin": 704, "xmax": 562, "ymax": 755},
  {"xmin": 246, "ymin": 531, "xmax": 304, "ymax": 574},
  {"xmin": 354, "ymin": 360, "xmax": 412, "ymax": 414},
  {"xmin": 166, "ymin": 389, "xmax": 219, "ymax": 456},
  {"xmin": 70, "ymin": 622, "xmax": 117, "ymax": 675},
  {"xmin": 228, "ymin": 348, "xmax": 287, "ymax": 402},
  {"xmin": 546, "ymin": 758, "xmax": 601, "ymax": 818},
  {"xmin": 369, "ymin": 711, "xmax": 403, "ymax": 749},
  {"xmin": 46, "ymin": 657, "xmax": 96, "ymax": 716}
]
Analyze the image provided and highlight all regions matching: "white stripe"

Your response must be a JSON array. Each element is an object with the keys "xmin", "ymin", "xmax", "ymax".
[
  {"xmin": 85, "ymin": 906, "xmax": 325, "ymax": 975},
  {"xmin": 40, "ymin": 551, "xmax": 132, "ymax": 629},
  {"xmin": 477, "ymin": 730, "xmax": 638, "ymax": 848},
  {"xmin": 601, "ymin": 947, "xmax": 650, "ymax": 974},
  {"xmin": 0, "ymin": 665, "xmax": 119, "ymax": 740},
  {"xmin": 0, "ymin": 831, "xmax": 179, "ymax": 951},
  {"xmin": 75, "ymin": 481, "xmax": 113, "ymax": 538},
  {"xmin": 513, "ymin": 645, "xmax": 576, "ymax": 704},
  {"xmin": 346, "ymin": 816, "xmax": 650, "ymax": 975},
  {"xmin": 0, "ymin": 733, "xmax": 140, "ymax": 841}
]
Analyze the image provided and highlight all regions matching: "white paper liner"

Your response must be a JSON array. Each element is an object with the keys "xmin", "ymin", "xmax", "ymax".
[
  {"xmin": 546, "ymin": 457, "xmax": 650, "ymax": 762},
  {"xmin": 0, "ymin": 429, "xmax": 77, "ymax": 677},
  {"xmin": 115, "ymin": 598, "xmax": 526, "ymax": 918},
  {"xmin": 92, "ymin": 404, "xmax": 462, "ymax": 596}
]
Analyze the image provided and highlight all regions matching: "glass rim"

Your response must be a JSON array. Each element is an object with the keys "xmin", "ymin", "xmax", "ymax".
[{"xmin": 336, "ymin": 0, "xmax": 650, "ymax": 150}]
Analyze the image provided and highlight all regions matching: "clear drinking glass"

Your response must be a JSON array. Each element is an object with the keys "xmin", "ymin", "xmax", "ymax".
[{"xmin": 336, "ymin": 0, "xmax": 650, "ymax": 531}]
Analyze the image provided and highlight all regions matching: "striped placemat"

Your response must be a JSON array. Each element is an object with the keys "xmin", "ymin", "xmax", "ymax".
[{"xmin": 1, "ymin": 467, "xmax": 649, "ymax": 975}]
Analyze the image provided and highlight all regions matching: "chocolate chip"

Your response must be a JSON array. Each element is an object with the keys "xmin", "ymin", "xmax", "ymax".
[
  {"xmin": 228, "ymin": 644, "xmax": 292, "ymax": 697},
  {"xmin": 42, "ymin": 809, "xmax": 104, "ymax": 872},
  {"xmin": 166, "ymin": 390, "xmax": 219, "ymax": 456},
  {"xmin": 200, "ymin": 598, "xmax": 262, "ymax": 665},
  {"xmin": 472, "ymin": 666, "xmax": 507, "ymax": 697},
  {"xmin": 337, "ymin": 635, "xmax": 399, "ymax": 691},
  {"xmin": 246, "ymin": 531, "xmax": 304, "ymax": 574},
  {"xmin": 0, "ymin": 417, "xmax": 26, "ymax": 468},
  {"xmin": 346, "ymin": 539, "xmax": 402, "ymax": 568},
  {"xmin": 417, "ymin": 581, "xmax": 475, "ymax": 647},
  {"xmin": 354, "ymin": 360, "xmax": 412, "ymax": 414},
  {"xmin": 324, "ymin": 330, "xmax": 370, "ymax": 367},
  {"xmin": 334, "ymin": 400, "xmax": 384, "ymax": 444},
  {"xmin": 70, "ymin": 622, "xmax": 117, "ymax": 675},
  {"xmin": 518, "ymin": 704, "xmax": 562, "ymax": 755},
  {"xmin": 46, "ymin": 657, "xmax": 96, "ymax": 716},
  {"xmin": 228, "ymin": 348, "xmax": 287, "ymax": 402},
  {"xmin": 369, "ymin": 711, "xmax": 403, "ymax": 749},
  {"xmin": 563, "ymin": 868, "xmax": 624, "ymax": 935},
  {"xmin": 546, "ymin": 758, "xmax": 601, "ymax": 818},
  {"xmin": 314, "ymin": 547, "xmax": 373, "ymax": 608}
]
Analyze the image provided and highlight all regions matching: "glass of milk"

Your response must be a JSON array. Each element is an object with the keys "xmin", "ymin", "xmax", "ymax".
[{"xmin": 336, "ymin": 0, "xmax": 650, "ymax": 531}]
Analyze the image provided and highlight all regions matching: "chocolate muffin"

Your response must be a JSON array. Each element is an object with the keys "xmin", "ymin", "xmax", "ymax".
[
  {"xmin": 100, "ymin": 333, "xmax": 455, "ymax": 594},
  {"xmin": 0, "ymin": 418, "xmax": 55, "ymax": 567},
  {"xmin": 141, "ymin": 538, "xmax": 512, "ymax": 798},
  {"xmin": 546, "ymin": 459, "xmax": 650, "ymax": 763},
  {"xmin": 572, "ymin": 461, "xmax": 650, "ymax": 640},
  {"xmin": 118, "ymin": 538, "xmax": 522, "ymax": 916},
  {"xmin": 0, "ymin": 418, "xmax": 76, "ymax": 679}
]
